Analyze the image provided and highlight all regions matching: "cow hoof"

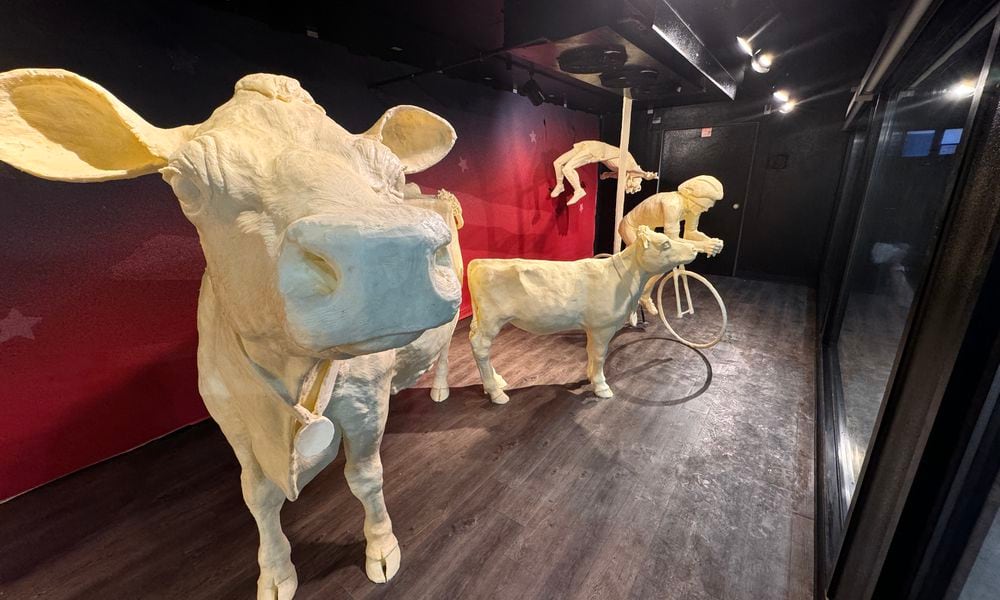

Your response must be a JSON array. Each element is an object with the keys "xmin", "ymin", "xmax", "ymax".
[
  {"xmin": 257, "ymin": 567, "xmax": 297, "ymax": 600},
  {"xmin": 430, "ymin": 386, "xmax": 449, "ymax": 402},
  {"xmin": 366, "ymin": 542, "xmax": 401, "ymax": 584},
  {"xmin": 594, "ymin": 384, "xmax": 614, "ymax": 399},
  {"xmin": 494, "ymin": 373, "xmax": 509, "ymax": 389},
  {"xmin": 490, "ymin": 391, "xmax": 511, "ymax": 405},
  {"xmin": 639, "ymin": 297, "xmax": 658, "ymax": 316}
]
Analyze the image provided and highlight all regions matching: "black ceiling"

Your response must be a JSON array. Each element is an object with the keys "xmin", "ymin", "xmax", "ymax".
[{"xmin": 197, "ymin": 0, "xmax": 900, "ymax": 114}]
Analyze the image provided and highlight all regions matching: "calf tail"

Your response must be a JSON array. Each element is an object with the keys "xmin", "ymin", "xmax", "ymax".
[{"xmin": 435, "ymin": 189, "xmax": 464, "ymax": 230}]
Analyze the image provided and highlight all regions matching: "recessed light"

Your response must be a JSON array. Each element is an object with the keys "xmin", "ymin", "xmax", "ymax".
[
  {"xmin": 737, "ymin": 36, "xmax": 754, "ymax": 56},
  {"xmin": 779, "ymin": 100, "xmax": 797, "ymax": 113},
  {"xmin": 751, "ymin": 53, "xmax": 773, "ymax": 74},
  {"xmin": 948, "ymin": 80, "xmax": 976, "ymax": 98},
  {"xmin": 390, "ymin": 46, "xmax": 403, "ymax": 52}
]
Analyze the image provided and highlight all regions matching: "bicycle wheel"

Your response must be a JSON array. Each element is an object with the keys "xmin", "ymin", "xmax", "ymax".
[{"xmin": 654, "ymin": 268, "xmax": 728, "ymax": 348}]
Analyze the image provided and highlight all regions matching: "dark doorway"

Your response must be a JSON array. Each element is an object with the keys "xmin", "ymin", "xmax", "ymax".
[{"xmin": 658, "ymin": 123, "xmax": 757, "ymax": 276}]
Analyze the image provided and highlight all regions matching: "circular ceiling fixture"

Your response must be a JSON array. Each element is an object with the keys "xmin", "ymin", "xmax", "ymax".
[
  {"xmin": 557, "ymin": 44, "xmax": 627, "ymax": 74},
  {"xmin": 600, "ymin": 66, "xmax": 659, "ymax": 89}
]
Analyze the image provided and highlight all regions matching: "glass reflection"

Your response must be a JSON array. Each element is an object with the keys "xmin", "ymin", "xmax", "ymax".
[
  {"xmin": 960, "ymin": 504, "xmax": 1000, "ymax": 599},
  {"xmin": 837, "ymin": 26, "xmax": 993, "ymax": 491}
]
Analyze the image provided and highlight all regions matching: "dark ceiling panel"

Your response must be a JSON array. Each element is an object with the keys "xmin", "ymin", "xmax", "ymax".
[{"xmin": 194, "ymin": 0, "xmax": 899, "ymax": 114}]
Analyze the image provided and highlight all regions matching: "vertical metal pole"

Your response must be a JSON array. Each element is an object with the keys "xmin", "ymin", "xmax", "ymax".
[{"xmin": 612, "ymin": 91, "xmax": 633, "ymax": 253}]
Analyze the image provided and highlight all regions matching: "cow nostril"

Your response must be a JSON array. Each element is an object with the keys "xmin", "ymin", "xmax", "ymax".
[
  {"xmin": 433, "ymin": 244, "xmax": 451, "ymax": 269},
  {"xmin": 303, "ymin": 250, "xmax": 340, "ymax": 294}
]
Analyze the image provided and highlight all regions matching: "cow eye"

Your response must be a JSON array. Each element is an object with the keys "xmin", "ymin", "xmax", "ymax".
[
  {"xmin": 353, "ymin": 137, "xmax": 406, "ymax": 200},
  {"xmin": 161, "ymin": 165, "xmax": 206, "ymax": 216}
]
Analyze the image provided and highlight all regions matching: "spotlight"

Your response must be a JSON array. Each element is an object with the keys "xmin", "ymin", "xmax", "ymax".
[
  {"xmin": 778, "ymin": 100, "xmax": 797, "ymax": 113},
  {"xmin": 772, "ymin": 89, "xmax": 789, "ymax": 102},
  {"xmin": 948, "ymin": 80, "xmax": 976, "ymax": 98},
  {"xmin": 751, "ymin": 52, "xmax": 773, "ymax": 74},
  {"xmin": 737, "ymin": 36, "xmax": 754, "ymax": 56},
  {"xmin": 520, "ymin": 77, "xmax": 545, "ymax": 106}
]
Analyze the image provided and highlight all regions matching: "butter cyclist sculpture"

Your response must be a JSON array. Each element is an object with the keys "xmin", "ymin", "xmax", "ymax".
[{"xmin": 619, "ymin": 175, "xmax": 728, "ymax": 348}]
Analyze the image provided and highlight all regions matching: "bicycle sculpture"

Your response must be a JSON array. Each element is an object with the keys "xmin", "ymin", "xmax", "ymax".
[{"xmin": 618, "ymin": 175, "xmax": 729, "ymax": 349}]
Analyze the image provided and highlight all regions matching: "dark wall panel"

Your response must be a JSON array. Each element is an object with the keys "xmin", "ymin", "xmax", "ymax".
[{"xmin": 603, "ymin": 94, "xmax": 853, "ymax": 284}]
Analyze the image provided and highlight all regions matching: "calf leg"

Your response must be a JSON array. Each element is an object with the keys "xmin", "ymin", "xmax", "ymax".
[
  {"xmin": 639, "ymin": 277, "xmax": 659, "ymax": 316},
  {"xmin": 470, "ymin": 317, "xmax": 509, "ymax": 404},
  {"xmin": 334, "ymin": 387, "xmax": 400, "ymax": 583},
  {"xmin": 238, "ymin": 452, "xmax": 297, "ymax": 600},
  {"xmin": 429, "ymin": 340, "xmax": 451, "ymax": 402},
  {"xmin": 586, "ymin": 326, "xmax": 617, "ymax": 398}
]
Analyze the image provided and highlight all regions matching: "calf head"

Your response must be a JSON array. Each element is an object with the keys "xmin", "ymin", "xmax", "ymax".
[
  {"xmin": 0, "ymin": 69, "xmax": 461, "ymax": 358},
  {"xmin": 633, "ymin": 226, "xmax": 698, "ymax": 273}
]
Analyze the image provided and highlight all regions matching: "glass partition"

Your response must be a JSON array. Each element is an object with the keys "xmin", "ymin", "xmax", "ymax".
[{"xmin": 835, "ymin": 24, "xmax": 994, "ymax": 496}]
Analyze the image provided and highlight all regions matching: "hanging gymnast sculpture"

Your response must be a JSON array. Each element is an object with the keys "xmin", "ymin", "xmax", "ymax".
[
  {"xmin": 549, "ymin": 140, "xmax": 658, "ymax": 206},
  {"xmin": 0, "ymin": 68, "xmax": 465, "ymax": 598}
]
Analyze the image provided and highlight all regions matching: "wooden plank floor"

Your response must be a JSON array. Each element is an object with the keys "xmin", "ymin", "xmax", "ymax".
[{"xmin": 0, "ymin": 276, "xmax": 816, "ymax": 600}]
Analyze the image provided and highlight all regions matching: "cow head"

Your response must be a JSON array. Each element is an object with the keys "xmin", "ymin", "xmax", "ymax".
[
  {"xmin": 633, "ymin": 226, "xmax": 698, "ymax": 273},
  {"xmin": 0, "ymin": 69, "xmax": 461, "ymax": 358}
]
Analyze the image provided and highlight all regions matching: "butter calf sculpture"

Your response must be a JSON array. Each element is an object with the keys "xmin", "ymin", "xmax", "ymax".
[
  {"xmin": 467, "ymin": 227, "xmax": 698, "ymax": 403},
  {"xmin": 0, "ymin": 69, "xmax": 464, "ymax": 598}
]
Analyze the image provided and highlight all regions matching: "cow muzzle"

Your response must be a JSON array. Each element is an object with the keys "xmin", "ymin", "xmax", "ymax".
[{"xmin": 277, "ymin": 206, "xmax": 460, "ymax": 356}]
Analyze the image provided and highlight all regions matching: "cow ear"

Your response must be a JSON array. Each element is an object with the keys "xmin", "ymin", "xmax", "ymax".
[
  {"xmin": 363, "ymin": 105, "xmax": 456, "ymax": 174},
  {"xmin": 637, "ymin": 225, "xmax": 651, "ymax": 249},
  {"xmin": 0, "ymin": 69, "xmax": 196, "ymax": 182}
]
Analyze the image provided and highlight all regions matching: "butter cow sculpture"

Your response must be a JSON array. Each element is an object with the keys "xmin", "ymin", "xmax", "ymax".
[
  {"xmin": 619, "ymin": 175, "xmax": 726, "ymax": 315},
  {"xmin": 467, "ymin": 226, "xmax": 698, "ymax": 404},
  {"xmin": 0, "ymin": 69, "xmax": 464, "ymax": 598},
  {"xmin": 549, "ymin": 140, "xmax": 658, "ymax": 205}
]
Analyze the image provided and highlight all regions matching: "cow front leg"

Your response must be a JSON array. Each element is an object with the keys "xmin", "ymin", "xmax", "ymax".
[
  {"xmin": 240, "ymin": 457, "xmax": 297, "ymax": 600},
  {"xmin": 470, "ymin": 318, "xmax": 509, "ymax": 404},
  {"xmin": 586, "ymin": 327, "xmax": 616, "ymax": 398},
  {"xmin": 338, "ymin": 393, "xmax": 400, "ymax": 583},
  {"xmin": 429, "ymin": 341, "xmax": 451, "ymax": 402},
  {"xmin": 639, "ymin": 277, "xmax": 659, "ymax": 316}
]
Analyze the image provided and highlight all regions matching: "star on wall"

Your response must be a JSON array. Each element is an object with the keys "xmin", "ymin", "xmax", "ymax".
[
  {"xmin": 529, "ymin": 130, "xmax": 537, "ymax": 144},
  {"xmin": 0, "ymin": 308, "xmax": 42, "ymax": 344},
  {"xmin": 458, "ymin": 157, "xmax": 469, "ymax": 172}
]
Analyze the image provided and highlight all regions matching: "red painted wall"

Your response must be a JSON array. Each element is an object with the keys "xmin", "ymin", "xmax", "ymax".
[
  {"xmin": 0, "ymin": 3, "xmax": 597, "ymax": 500},
  {"xmin": 412, "ymin": 103, "xmax": 598, "ymax": 318}
]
